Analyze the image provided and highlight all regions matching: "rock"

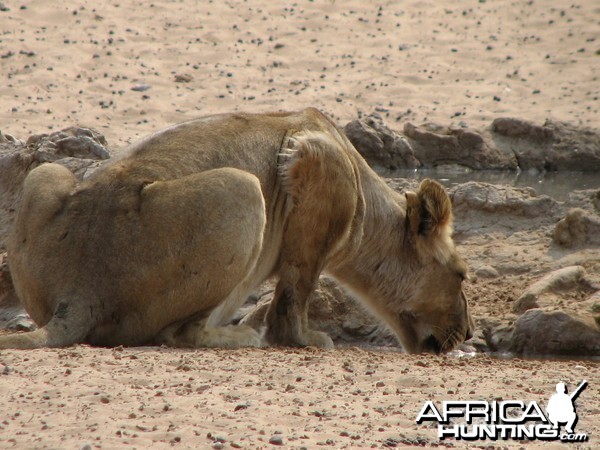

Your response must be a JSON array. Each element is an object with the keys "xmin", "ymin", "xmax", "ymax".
[
  {"xmin": 553, "ymin": 208, "xmax": 600, "ymax": 249},
  {"xmin": 0, "ymin": 127, "xmax": 111, "ymax": 249},
  {"xmin": 384, "ymin": 178, "xmax": 418, "ymax": 195},
  {"xmin": 513, "ymin": 266, "xmax": 593, "ymax": 313},
  {"xmin": 403, "ymin": 122, "xmax": 517, "ymax": 170},
  {"xmin": 566, "ymin": 189, "xmax": 600, "ymax": 213},
  {"xmin": 269, "ymin": 435, "xmax": 284, "ymax": 446},
  {"xmin": 482, "ymin": 323, "xmax": 514, "ymax": 353},
  {"xmin": 26, "ymin": 126, "xmax": 110, "ymax": 161},
  {"xmin": 492, "ymin": 117, "xmax": 554, "ymax": 141},
  {"xmin": 346, "ymin": 114, "xmax": 599, "ymax": 172},
  {"xmin": 174, "ymin": 73, "xmax": 193, "ymax": 83},
  {"xmin": 344, "ymin": 114, "xmax": 420, "ymax": 169},
  {"xmin": 509, "ymin": 309, "xmax": 600, "ymax": 357},
  {"xmin": 451, "ymin": 182, "xmax": 559, "ymax": 218},
  {"xmin": 131, "ymin": 84, "xmax": 151, "ymax": 92},
  {"xmin": 474, "ymin": 265, "xmax": 500, "ymax": 279},
  {"xmin": 240, "ymin": 277, "xmax": 397, "ymax": 347},
  {"xmin": 0, "ymin": 253, "xmax": 34, "ymax": 331},
  {"xmin": 51, "ymin": 157, "xmax": 105, "ymax": 179},
  {"xmin": 0, "ymin": 130, "xmax": 21, "ymax": 145},
  {"xmin": 0, "ymin": 138, "xmax": 29, "ymax": 252},
  {"xmin": 492, "ymin": 117, "xmax": 600, "ymax": 171},
  {"xmin": 579, "ymin": 292, "xmax": 600, "ymax": 326}
]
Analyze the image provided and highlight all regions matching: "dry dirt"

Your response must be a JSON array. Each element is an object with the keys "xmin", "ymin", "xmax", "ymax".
[{"xmin": 1, "ymin": 347, "xmax": 599, "ymax": 449}]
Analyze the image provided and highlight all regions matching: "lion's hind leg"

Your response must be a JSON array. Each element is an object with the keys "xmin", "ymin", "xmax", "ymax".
[
  {"xmin": 145, "ymin": 167, "xmax": 266, "ymax": 349},
  {"xmin": 156, "ymin": 283, "xmax": 263, "ymax": 349},
  {"xmin": 0, "ymin": 163, "xmax": 96, "ymax": 349},
  {"xmin": 157, "ymin": 317, "xmax": 262, "ymax": 349}
]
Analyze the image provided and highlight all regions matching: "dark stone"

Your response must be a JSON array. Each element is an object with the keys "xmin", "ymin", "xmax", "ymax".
[
  {"xmin": 510, "ymin": 309, "xmax": 600, "ymax": 357},
  {"xmin": 451, "ymin": 182, "xmax": 559, "ymax": 218},
  {"xmin": 553, "ymin": 208, "xmax": 600, "ymax": 249},
  {"xmin": 403, "ymin": 122, "xmax": 517, "ymax": 170},
  {"xmin": 492, "ymin": 117, "xmax": 554, "ymax": 141},
  {"xmin": 492, "ymin": 118, "xmax": 600, "ymax": 171},
  {"xmin": 344, "ymin": 114, "xmax": 420, "ymax": 170}
]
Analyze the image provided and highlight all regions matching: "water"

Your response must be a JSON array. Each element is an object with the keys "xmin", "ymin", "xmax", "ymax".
[
  {"xmin": 377, "ymin": 168, "xmax": 600, "ymax": 201},
  {"xmin": 351, "ymin": 344, "xmax": 600, "ymax": 362}
]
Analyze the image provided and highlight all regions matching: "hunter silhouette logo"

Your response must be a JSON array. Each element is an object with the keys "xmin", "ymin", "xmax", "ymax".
[
  {"xmin": 546, "ymin": 380, "xmax": 587, "ymax": 435},
  {"xmin": 416, "ymin": 380, "xmax": 589, "ymax": 442}
]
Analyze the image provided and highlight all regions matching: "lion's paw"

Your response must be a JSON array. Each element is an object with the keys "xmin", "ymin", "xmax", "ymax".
[
  {"xmin": 303, "ymin": 330, "xmax": 334, "ymax": 349},
  {"xmin": 193, "ymin": 324, "xmax": 263, "ymax": 349}
]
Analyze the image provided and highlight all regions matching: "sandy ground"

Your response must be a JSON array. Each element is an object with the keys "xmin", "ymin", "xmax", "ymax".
[
  {"xmin": 1, "ymin": 347, "xmax": 599, "ymax": 449},
  {"xmin": 1, "ymin": 0, "xmax": 598, "ymax": 148},
  {"xmin": 1, "ymin": 0, "xmax": 599, "ymax": 448}
]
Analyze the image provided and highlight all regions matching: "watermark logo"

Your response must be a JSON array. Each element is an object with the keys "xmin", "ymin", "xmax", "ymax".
[{"xmin": 416, "ymin": 380, "xmax": 588, "ymax": 442}]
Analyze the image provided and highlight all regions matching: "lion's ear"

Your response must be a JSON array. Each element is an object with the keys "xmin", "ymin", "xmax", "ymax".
[
  {"xmin": 404, "ymin": 190, "xmax": 421, "ymax": 237},
  {"xmin": 405, "ymin": 179, "xmax": 454, "ymax": 261}
]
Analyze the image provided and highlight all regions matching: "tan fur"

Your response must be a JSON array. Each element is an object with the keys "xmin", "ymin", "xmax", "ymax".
[{"xmin": 1, "ymin": 108, "xmax": 473, "ymax": 353}]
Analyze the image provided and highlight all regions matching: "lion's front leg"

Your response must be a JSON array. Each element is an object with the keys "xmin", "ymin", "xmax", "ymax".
[
  {"xmin": 265, "ymin": 264, "xmax": 333, "ymax": 348},
  {"xmin": 264, "ymin": 130, "xmax": 362, "ymax": 348}
]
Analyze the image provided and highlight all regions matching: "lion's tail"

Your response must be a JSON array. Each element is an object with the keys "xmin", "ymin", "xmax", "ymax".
[{"xmin": 0, "ymin": 300, "xmax": 96, "ymax": 349}]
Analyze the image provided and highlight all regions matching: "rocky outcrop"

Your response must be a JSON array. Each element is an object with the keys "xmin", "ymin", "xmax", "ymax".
[
  {"xmin": 23, "ymin": 126, "xmax": 110, "ymax": 176},
  {"xmin": 512, "ymin": 266, "xmax": 595, "ymax": 313},
  {"xmin": 484, "ymin": 309, "xmax": 600, "ymax": 358},
  {"xmin": 344, "ymin": 115, "xmax": 420, "ymax": 169},
  {"xmin": 402, "ymin": 122, "xmax": 516, "ymax": 170},
  {"xmin": 484, "ymin": 265, "xmax": 599, "ymax": 357},
  {"xmin": 345, "ymin": 114, "xmax": 600, "ymax": 172},
  {"xmin": 565, "ymin": 189, "xmax": 600, "ymax": 213},
  {"xmin": 0, "ymin": 127, "xmax": 110, "ymax": 250},
  {"xmin": 451, "ymin": 182, "xmax": 559, "ymax": 218},
  {"xmin": 553, "ymin": 208, "xmax": 600, "ymax": 249},
  {"xmin": 492, "ymin": 118, "xmax": 600, "ymax": 171},
  {"xmin": 509, "ymin": 309, "xmax": 600, "ymax": 357}
]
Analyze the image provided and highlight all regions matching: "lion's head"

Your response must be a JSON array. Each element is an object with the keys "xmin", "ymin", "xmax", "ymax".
[
  {"xmin": 395, "ymin": 179, "xmax": 474, "ymax": 353},
  {"xmin": 338, "ymin": 178, "xmax": 474, "ymax": 354},
  {"xmin": 394, "ymin": 249, "xmax": 473, "ymax": 354}
]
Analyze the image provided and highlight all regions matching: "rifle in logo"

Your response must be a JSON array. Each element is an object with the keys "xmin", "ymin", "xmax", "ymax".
[{"xmin": 546, "ymin": 380, "xmax": 587, "ymax": 434}]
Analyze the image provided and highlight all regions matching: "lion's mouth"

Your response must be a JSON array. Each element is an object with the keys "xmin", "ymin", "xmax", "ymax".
[
  {"xmin": 422, "ymin": 335, "xmax": 443, "ymax": 354},
  {"xmin": 422, "ymin": 325, "xmax": 471, "ymax": 354}
]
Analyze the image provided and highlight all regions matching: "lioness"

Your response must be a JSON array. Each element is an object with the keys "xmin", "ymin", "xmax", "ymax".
[{"xmin": 1, "ymin": 108, "xmax": 473, "ymax": 353}]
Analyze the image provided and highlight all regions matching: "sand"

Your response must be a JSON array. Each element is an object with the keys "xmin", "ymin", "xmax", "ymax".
[
  {"xmin": 1, "ymin": 347, "xmax": 599, "ymax": 449},
  {"xmin": 2, "ymin": 0, "xmax": 598, "ymax": 148},
  {"xmin": 0, "ymin": 0, "xmax": 599, "ymax": 448}
]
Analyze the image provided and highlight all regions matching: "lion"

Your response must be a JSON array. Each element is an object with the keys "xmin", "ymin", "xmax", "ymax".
[{"xmin": 1, "ymin": 108, "xmax": 473, "ymax": 353}]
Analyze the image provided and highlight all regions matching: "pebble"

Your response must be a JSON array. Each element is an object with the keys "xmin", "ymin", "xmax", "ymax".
[
  {"xmin": 269, "ymin": 435, "xmax": 284, "ymax": 446},
  {"xmin": 131, "ymin": 84, "xmax": 151, "ymax": 92},
  {"xmin": 174, "ymin": 73, "xmax": 193, "ymax": 83}
]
